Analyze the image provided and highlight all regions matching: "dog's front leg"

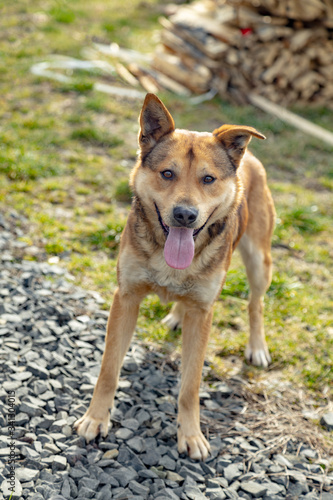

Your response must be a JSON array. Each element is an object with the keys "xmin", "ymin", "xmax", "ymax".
[
  {"xmin": 74, "ymin": 287, "xmax": 142, "ymax": 442},
  {"xmin": 177, "ymin": 304, "xmax": 213, "ymax": 461}
]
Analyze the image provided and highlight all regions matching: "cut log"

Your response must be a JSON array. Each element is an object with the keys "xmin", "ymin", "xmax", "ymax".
[
  {"xmin": 115, "ymin": 63, "xmax": 140, "ymax": 87},
  {"xmin": 160, "ymin": 17, "xmax": 229, "ymax": 60},
  {"xmin": 148, "ymin": 0, "xmax": 333, "ymax": 108},
  {"xmin": 160, "ymin": 27, "xmax": 221, "ymax": 70},
  {"xmin": 127, "ymin": 63, "xmax": 160, "ymax": 93},
  {"xmin": 152, "ymin": 50, "xmax": 212, "ymax": 93},
  {"xmin": 170, "ymin": 4, "xmax": 240, "ymax": 45},
  {"xmin": 140, "ymin": 66, "xmax": 192, "ymax": 96}
]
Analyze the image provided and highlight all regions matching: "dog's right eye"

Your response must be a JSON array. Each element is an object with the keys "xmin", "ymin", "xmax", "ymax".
[{"xmin": 161, "ymin": 170, "xmax": 174, "ymax": 180}]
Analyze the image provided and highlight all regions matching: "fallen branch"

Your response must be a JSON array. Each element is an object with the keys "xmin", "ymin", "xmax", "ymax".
[
  {"xmin": 249, "ymin": 93, "xmax": 333, "ymax": 148},
  {"xmin": 30, "ymin": 57, "xmax": 146, "ymax": 100}
]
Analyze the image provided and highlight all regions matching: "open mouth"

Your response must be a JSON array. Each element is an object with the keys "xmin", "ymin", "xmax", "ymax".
[
  {"xmin": 154, "ymin": 203, "xmax": 205, "ymax": 238},
  {"xmin": 154, "ymin": 202, "xmax": 216, "ymax": 270}
]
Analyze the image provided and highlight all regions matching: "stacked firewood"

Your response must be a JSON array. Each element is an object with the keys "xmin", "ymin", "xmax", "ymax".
[{"xmin": 147, "ymin": 0, "xmax": 333, "ymax": 106}]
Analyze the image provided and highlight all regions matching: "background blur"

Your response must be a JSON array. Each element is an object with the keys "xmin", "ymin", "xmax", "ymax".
[{"xmin": 0, "ymin": 0, "xmax": 332, "ymax": 398}]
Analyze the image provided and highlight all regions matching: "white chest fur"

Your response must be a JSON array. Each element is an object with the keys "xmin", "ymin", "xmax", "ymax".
[{"xmin": 119, "ymin": 247, "xmax": 224, "ymax": 306}]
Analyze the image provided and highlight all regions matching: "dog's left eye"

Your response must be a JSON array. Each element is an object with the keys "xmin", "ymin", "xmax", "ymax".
[
  {"xmin": 203, "ymin": 175, "xmax": 215, "ymax": 184},
  {"xmin": 161, "ymin": 170, "xmax": 174, "ymax": 180}
]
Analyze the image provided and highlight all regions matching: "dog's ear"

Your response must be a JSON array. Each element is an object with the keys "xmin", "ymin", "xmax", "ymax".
[
  {"xmin": 213, "ymin": 125, "xmax": 265, "ymax": 168},
  {"xmin": 139, "ymin": 94, "xmax": 175, "ymax": 156}
]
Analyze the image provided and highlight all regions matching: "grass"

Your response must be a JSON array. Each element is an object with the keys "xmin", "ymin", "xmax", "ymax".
[{"xmin": 0, "ymin": 0, "xmax": 332, "ymax": 404}]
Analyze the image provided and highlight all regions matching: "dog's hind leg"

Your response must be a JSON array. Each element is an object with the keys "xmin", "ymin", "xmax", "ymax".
[
  {"xmin": 162, "ymin": 301, "xmax": 184, "ymax": 330},
  {"xmin": 238, "ymin": 232, "xmax": 273, "ymax": 367},
  {"xmin": 74, "ymin": 287, "xmax": 145, "ymax": 442}
]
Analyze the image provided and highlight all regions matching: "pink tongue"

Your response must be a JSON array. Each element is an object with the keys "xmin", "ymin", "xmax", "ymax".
[{"xmin": 164, "ymin": 227, "xmax": 195, "ymax": 269}]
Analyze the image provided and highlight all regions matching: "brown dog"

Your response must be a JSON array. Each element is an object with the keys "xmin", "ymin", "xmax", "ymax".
[{"xmin": 74, "ymin": 94, "xmax": 275, "ymax": 461}]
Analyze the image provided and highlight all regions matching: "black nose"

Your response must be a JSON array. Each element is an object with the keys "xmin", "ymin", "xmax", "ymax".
[{"xmin": 173, "ymin": 206, "xmax": 198, "ymax": 226}]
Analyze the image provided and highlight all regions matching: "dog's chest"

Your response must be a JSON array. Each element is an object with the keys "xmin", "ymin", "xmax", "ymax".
[
  {"xmin": 147, "ymin": 254, "xmax": 223, "ymax": 304},
  {"xmin": 119, "ymin": 247, "xmax": 223, "ymax": 304},
  {"xmin": 147, "ymin": 257, "xmax": 195, "ymax": 297}
]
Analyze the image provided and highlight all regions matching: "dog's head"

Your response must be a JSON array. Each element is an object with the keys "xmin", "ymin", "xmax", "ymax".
[{"xmin": 131, "ymin": 94, "xmax": 265, "ymax": 270}]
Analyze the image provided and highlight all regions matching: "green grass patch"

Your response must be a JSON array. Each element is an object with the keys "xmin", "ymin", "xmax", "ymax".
[
  {"xmin": 49, "ymin": 7, "xmax": 76, "ymax": 24},
  {"xmin": 71, "ymin": 127, "xmax": 124, "ymax": 148},
  {"xmin": 277, "ymin": 206, "xmax": 327, "ymax": 236},
  {"xmin": 113, "ymin": 177, "xmax": 132, "ymax": 203},
  {"xmin": 79, "ymin": 216, "xmax": 126, "ymax": 252},
  {"xmin": 0, "ymin": 147, "xmax": 62, "ymax": 180},
  {"xmin": 61, "ymin": 80, "xmax": 94, "ymax": 94},
  {"xmin": 221, "ymin": 268, "xmax": 249, "ymax": 299}
]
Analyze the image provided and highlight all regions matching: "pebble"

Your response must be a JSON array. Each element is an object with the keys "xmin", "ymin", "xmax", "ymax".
[
  {"xmin": 241, "ymin": 481, "xmax": 268, "ymax": 497},
  {"xmin": 16, "ymin": 468, "xmax": 40, "ymax": 482},
  {"xmin": 0, "ymin": 212, "xmax": 332, "ymax": 500},
  {"xmin": 321, "ymin": 412, "xmax": 333, "ymax": 431},
  {"xmin": 1, "ymin": 478, "xmax": 22, "ymax": 499},
  {"xmin": 102, "ymin": 448, "xmax": 119, "ymax": 459},
  {"xmin": 115, "ymin": 427, "xmax": 134, "ymax": 440},
  {"xmin": 223, "ymin": 463, "xmax": 242, "ymax": 483},
  {"xmin": 52, "ymin": 456, "xmax": 67, "ymax": 472}
]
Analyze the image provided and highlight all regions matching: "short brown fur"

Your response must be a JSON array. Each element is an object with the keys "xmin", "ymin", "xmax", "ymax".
[{"xmin": 74, "ymin": 94, "xmax": 276, "ymax": 461}]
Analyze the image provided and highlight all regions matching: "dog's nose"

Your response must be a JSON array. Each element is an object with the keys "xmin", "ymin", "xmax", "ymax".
[{"xmin": 173, "ymin": 206, "xmax": 198, "ymax": 226}]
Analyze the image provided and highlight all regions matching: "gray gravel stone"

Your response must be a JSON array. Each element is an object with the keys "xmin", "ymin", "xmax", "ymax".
[
  {"xmin": 96, "ymin": 484, "xmax": 112, "ymax": 500},
  {"xmin": 321, "ymin": 494, "xmax": 333, "ymax": 500},
  {"xmin": 320, "ymin": 412, "xmax": 333, "ymax": 431},
  {"xmin": 111, "ymin": 467, "xmax": 138, "ymax": 487},
  {"xmin": 11, "ymin": 371, "xmax": 32, "ymax": 381},
  {"xmin": 179, "ymin": 465, "xmax": 205, "ymax": 482},
  {"xmin": 115, "ymin": 427, "xmax": 134, "ymax": 440},
  {"xmin": 263, "ymin": 481, "xmax": 286, "ymax": 496},
  {"xmin": 155, "ymin": 487, "xmax": 181, "ymax": 499},
  {"xmin": 1, "ymin": 478, "xmax": 22, "ymax": 500},
  {"xmin": 61, "ymin": 478, "xmax": 71, "ymax": 499},
  {"xmin": 287, "ymin": 481, "xmax": 309, "ymax": 496},
  {"xmin": 223, "ymin": 463, "xmax": 242, "ymax": 483},
  {"xmin": 77, "ymin": 486, "xmax": 95, "ymax": 498},
  {"xmin": 129, "ymin": 479, "xmax": 150, "ymax": 497},
  {"xmin": 159, "ymin": 424, "xmax": 177, "ymax": 439},
  {"xmin": 127, "ymin": 436, "xmax": 146, "ymax": 453},
  {"xmin": 206, "ymin": 488, "xmax": 227, "ymax": 499},
  {"xmin": 122, "ymin": 417, "xmax": 140, "ymax": 431},
  {"xmin": 26, "ymin": 361, "xmax": 49, "ymax": 380},
  {"xmin": 223, "ymin": 488, "xmax": 239, "ymax": 499},
  {"xmin": 184, "ymin": 484, "xmax": 207, "ymax": 499},
  {"xmin": 159, "ymin": 455, "xmax": 176, "ymax": 471},
  {"xmin": 241, "ymin": 481, "xmax": 268, "ymax": 497},
  {"xmin": 52, "ymin": 455, "xmax": 67, "ymax": 472},
  {"xmin": 16, "ymin": 468, "xmax": 40, "ymax": 482},
  {"xmin": 208, "ymin": 478, "xmax": 229, "ymax": 489},
  {"xmin": 142, "ymin": 450, "xmax": 161, "ymax": 466}
]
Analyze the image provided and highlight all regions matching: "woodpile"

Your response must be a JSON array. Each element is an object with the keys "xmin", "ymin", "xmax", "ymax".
[{"xmin": 147, "ymin": 0, "xmax": 333, "ymax": 107}]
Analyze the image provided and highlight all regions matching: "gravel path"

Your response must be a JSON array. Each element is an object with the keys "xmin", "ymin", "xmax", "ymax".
[{"xmin": 0, "ymin": 212, "xmax": 332, "ymax": 500}]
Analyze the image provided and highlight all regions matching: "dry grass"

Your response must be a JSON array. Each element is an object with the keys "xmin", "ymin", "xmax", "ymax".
[{"xmin": 158, "ymin": 349, "xmax": 333, "ymax": 464}]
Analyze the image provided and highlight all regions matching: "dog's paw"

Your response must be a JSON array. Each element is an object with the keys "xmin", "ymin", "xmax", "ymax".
[
  {"xmin": 245, "ymin": 343, "xmax": 271, "ymax": 368},
  {"xmin": 162, "ymin": 312, "xmax": 181, "ymax": 331},
  {"xmin": 177, "ymin": 426, "xmax": 210, "ymax": 461},
  {"xmin": 74, "ymin": 410, "xmax": 110, "ymax": 442}
]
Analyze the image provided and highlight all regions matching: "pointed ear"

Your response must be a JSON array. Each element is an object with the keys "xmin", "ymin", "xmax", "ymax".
[
  {"xmin": 139, "ymin": 94, "xmax": 175, "ymax": 156},
  {"xmin": 213, "ymin": 125, "xmax": 265, "ymax": 168}
]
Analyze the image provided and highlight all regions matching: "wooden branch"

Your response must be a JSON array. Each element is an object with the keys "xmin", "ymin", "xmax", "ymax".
[{"xmin": 248, "ymin": 93, "xmax": 333, "ymax": 147}]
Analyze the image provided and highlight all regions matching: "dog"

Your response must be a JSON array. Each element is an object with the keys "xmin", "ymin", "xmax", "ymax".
[{"xmin": 74, "ymin": 93, "xmax": 275, "ymax": 461}]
